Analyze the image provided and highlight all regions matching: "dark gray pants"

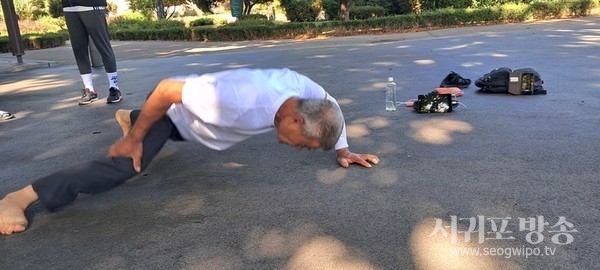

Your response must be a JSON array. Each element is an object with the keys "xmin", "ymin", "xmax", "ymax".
[
  {"xmin": 64, "ymin": 9, "xmax": 117, "ymax": 74},
  {"xmin": 32, "ymin": 110, "xmax": 184, "ymax": 211}
]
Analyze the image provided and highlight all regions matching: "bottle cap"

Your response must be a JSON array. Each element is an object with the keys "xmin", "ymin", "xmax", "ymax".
[{"xmin": 388, "ymin": 77, "xmax": 394, "ymax": 82}]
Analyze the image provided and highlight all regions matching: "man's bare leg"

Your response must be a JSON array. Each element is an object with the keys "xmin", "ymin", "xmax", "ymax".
[
  {"xmin": 0, "ymin": 185, "xmax": 39, "ymax": 234},
  {"xmin": 115, "ymin": 109, "xmax": 133, "ymax": 137}
]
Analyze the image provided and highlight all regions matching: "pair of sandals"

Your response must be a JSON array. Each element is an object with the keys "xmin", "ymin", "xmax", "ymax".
[{"xmin": 1, "ymin": 112, "xmax": 15, "ymax": 120}]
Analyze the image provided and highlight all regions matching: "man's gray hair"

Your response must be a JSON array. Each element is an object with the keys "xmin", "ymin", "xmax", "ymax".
[{"xmin": 295, "ymin": 99, "xmax": 344, "ymax": 150}]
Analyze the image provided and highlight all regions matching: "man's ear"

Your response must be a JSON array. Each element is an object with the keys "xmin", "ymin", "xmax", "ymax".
[{"xmin": 292, "ymin": 114, "xmax": 305, "ymax": 125}]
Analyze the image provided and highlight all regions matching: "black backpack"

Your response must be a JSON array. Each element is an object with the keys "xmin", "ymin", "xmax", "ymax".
[
  {"xmin": 475, "ymin": 67, "xmax": 546, "ymax": 95},
  {"xmin": 475, "ymin": 67, "xmax": 512, "ymax": 93},
  {"xmin": 512, "ymin": 68, "xmax": 546, "ymax": 95}
]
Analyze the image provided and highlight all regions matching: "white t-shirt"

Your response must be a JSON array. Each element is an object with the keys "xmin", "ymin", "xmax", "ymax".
[{"xmin": 166, "ymin": 68, "xmax": 348, "ymax": 151}]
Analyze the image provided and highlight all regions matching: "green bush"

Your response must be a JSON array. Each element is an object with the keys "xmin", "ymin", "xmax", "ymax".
[
  {"xmin": 109, "ymin": 18, "xmax": 185, "ymax": 31},
  {"xmin": 117, "ymin": 11, "xmax": 149, "ymax": 21},
  {"xmin": 38, "ymin": 15, "xmax": 67, "ymax": 30},
  {"xmin": 191, "ymin": 21, "xmax": 317, "ymax": 41},
  {"xmin": 143, "ymin": 19, "xmax": 186, "ymax": 29},
  {"xmin": 241, "ymin": 14, "xmax": 268, "ymax": 20},
  {"xmin": 526, "ymin": 0, "xmax": 599, "ymax": 18},
  {"xmin": 48, "ymin": 0, "xmax": 63, "ymax": 18},
  {"xmin": 111, "ymin": 28, "xmax": 191, "ymax": 41},
  {"xmin": 349, "ymin": 6, "xmax": 386, "ymax": 20},
  {"xmin": 106, "ymin": 2, "xmax": 118, "ymax": 15},
  {"xmin": 189, "ymin": 17, "xmax": 215, "ymax": 27},
  {"xmin": 108, "ymin": 18, "xmax": 149, "ymax": 31},
  {"xmin": 108, "ymin": 17, "xmax": 187, "ymax": 40},
  {"xmin": 280, "ymin": 0, "xmax": 321, "ymax": 22},
  {"xmin": 498, "ymin": 4, "xmax": 531, "ymax": 22},
  {"xmin": 528, "ymin": 1, "xmax": 563, "ymax": 18},
  {"xmin": 225, "ymin": 19, "xmax": 275, "ymax": 27},
  {"xmin": 569, "ymin": 0, "xmax": 599, "ymax": 16},
  {"xmin": 25, "ymin": 31, "xmax": 68, "ymax": 49},
  {"xmin": 323, "ymin": 0, "xmax": 339, "ymax": 20},
  {"xmin": 421, "ymin": 0, "xmax": 472, "ymax": 10},
  {"xmin": 13, "ymin": 0, "xmax": 35, "ymax": 20},
  {"xmin": 0, "ymin": 31, "xmax": 68, "ymax": 53}
]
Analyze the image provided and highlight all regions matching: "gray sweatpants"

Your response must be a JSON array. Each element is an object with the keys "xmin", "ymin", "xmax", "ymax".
[{"xmin": 64, "ymin": 9, "xmax": 117, "ymax": 74}]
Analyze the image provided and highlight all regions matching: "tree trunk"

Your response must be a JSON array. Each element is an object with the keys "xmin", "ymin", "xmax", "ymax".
[
  {"xmin": 156, "ymin": 0, "xmax": 165, "ymax": 19},
  {"xmin": 340, "ymin": 0, "xmax": 350, "ymax": 21}
]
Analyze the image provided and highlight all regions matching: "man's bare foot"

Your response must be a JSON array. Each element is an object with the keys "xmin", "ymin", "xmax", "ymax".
[
  {"xmin": 0, "ymin": 199, "xmax": 28, "ymax": 234},
  {"xmin": 115, "ymin": 109, "xmax": 133, "ymax": 137},
  {"xmin": 0, "ymin": 186, "xmax": 38, "ymax": 235}
]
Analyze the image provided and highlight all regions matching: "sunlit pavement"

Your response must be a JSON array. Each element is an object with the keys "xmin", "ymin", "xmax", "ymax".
[{"xmin": 1, "ymin": 17, "xmax": 598, "ymax": 270}]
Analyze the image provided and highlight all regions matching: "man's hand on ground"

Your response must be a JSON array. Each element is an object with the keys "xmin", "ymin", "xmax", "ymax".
[
  {"xmin": 336, "ymin": 148, "xmax": 380, "ymax": 168},
  {"xmin": 109, "ymin": 136, "xmax": 143, "ymax": 173}
]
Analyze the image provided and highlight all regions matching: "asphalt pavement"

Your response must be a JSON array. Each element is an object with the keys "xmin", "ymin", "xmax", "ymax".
[{"xmin": 1, "ymin": 17, "xmax": 599, "ymax": 270}]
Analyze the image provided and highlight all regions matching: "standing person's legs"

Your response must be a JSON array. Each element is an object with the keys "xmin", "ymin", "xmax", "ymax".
[
  {"xmin": 0, "ymin": 110, "xmax": 183, "ymax": 234},
  {"xmin": 64, "ymin": 12, "xmax": 92, "ymax": 76},
  {"xmin": 65, "ymin": 11, "xmax": 99, "ymax": 105},
  {"xmin": 83, "ymin": 9, "xmax": 117, "ymax": 73},
  {"xmin": 82, "ymin": 9, "xmax": 121, "ymax": 104}
]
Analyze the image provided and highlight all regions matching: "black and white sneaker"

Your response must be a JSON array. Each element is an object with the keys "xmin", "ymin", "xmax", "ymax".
[
  {"xmin": 1, "ymin": 112, "xmax": 15, "ymax": 120},
  {"xmin": 107, "ymin": 87, "xmax": 122, "ymax": 103},
  {"xmin": 78, "ymin": 88, "xmax": 99, "ymax": 105},
  {"xmin": 440, "ymin": 71, "xmax": 471, "ymax": 88}
]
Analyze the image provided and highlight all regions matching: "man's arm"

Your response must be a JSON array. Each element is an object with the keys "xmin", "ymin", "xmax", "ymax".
[
  {"xmin": 324, "ymin": 93, "xmax": 380, "ymax": 168},
  {"xmin": 128, "ymin": 79, "xmax": 184, "ymax": 142},
  {"xmin": 108, "ymin": 79, "xmax": 185, "ymax": 172},
  {"xmin": 296, "ymin": 72, "xmax": 380, "ymax": 168}
]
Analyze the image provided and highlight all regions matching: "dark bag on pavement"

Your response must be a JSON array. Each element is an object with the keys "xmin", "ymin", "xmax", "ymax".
[
  {"xmin": 475, "ymin": 67, "xmax": 512, "ymax": 93},
  {"xmin": 509, "ymin": 68, "xmax": 546, "ymax": 95},
  {"xmin": 475, "ymin": 67, "xmax": 546, "ymax": 95}
]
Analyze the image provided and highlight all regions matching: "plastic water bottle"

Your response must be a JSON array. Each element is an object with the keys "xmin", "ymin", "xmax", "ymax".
[{"xmin": 385, "ymin": 77, "xmax": 397, "ymax": 111}]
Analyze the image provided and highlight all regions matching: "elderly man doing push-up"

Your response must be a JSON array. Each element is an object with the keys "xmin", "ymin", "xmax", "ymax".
[{"xmin": 0, "ymin": 68, "xmax": 380, "ymax": 235}]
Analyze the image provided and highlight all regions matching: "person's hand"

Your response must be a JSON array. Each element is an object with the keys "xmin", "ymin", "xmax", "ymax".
[
  {"xmin": 336, "ymin": 148, "xmax": 380, "ymax": 168},
  {"xmin": 108, "ymin": 136, "xmax": 143, "ymax": 173}
]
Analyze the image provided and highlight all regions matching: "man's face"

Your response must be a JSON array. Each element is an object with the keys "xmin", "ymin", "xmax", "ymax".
[{"xmin": 276, "ymin": 115, "xmax": 321, "ymax": 150}]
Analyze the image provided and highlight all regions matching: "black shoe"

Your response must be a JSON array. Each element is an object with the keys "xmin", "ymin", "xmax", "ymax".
[
  {"xmin": 78, "ymin": 88, "xmax": 99, "ymax": 105},
  {"xmin": 1, "ymin": 112, "xmax": 15, "ymax": 120},
  {"xmin": 107, "ymin": 87, "xmax": 122, "ymax": 103},
  {"xmin": 440, "ymin": 71, "xmax": 471, "ymax": 88}
]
